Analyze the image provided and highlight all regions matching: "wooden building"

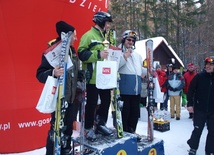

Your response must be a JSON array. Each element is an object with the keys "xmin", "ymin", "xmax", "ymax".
[{"xmin": 135, "ymin": 36, "xmax": 184, "ymax": 69}]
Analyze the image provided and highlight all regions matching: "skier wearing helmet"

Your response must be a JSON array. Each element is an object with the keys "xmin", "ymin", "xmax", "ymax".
[
  {"xmin": 78, "ymin": 11, "xmax": 113, "ymax": 142},
  {"xmin": 187, "ymin": 56, "xmax": 214, "ymax": 155},
  {"xmin": 118, "ymin": 30, "xmax": 143, "ymax": 140}
]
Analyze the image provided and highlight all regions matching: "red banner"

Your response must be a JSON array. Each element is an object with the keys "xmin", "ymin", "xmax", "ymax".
[{"xmin": 0, "ymin": 0, "xmax": 108, "ymax": 153}]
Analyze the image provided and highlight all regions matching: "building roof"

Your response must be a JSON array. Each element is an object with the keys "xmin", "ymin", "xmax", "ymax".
[{"xmin": 135, "ymin": 36, "xmax": 184, "ymax": 67}]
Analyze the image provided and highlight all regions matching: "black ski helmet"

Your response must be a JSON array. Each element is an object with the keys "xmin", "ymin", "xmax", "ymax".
[
  {"xmin": 204, "ymin": 56, "xmax": 214, "ymax": 65},
  {"xmin": 93, "ymin": 11, "xmax": 113, "ymax": 29}
]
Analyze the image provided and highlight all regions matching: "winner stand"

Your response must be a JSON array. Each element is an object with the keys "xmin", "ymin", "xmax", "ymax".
[{"xmin": 72, "ymin": 129, "xmax": 164, "ymax": 155}]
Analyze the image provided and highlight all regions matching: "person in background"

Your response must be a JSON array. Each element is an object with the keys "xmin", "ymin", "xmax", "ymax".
[
  {"xmin": 181, "ymin": 67, "xmax": 188, "ymax": 107},
  {"xmin": 167, "ymin": 66, "xmax": 185, "ymax": 120},
  {"xmin": 118, "ymin": 30, "xmax": 143, "ymax": 138},
  {"xmin": 36, "ymin": 21, "xmax": 78, "ymax": 155},
  {"xmin": 78, "ymin": 11, "xmax": 113, "ymax": 142},
  {"xmin": 162, "ymin": 64, "xmax": 173, "ymax": 111},
  {"xmin": 183, "ymin": 67, "xmax": 188, "ymax": 75},
  {"xmin": 140, "ymin": 75, "xmax": 148, "ymax": 107},
  {"xmin": 153, "ymin": 64, "xmax": 167, "ymax": 111},
  {"xmin": 140, "ymin": 60, "xmax": 149, "ymax": 107},
  {"xmin": 183, "ymin": 63, "xmax": 197, "ymax": 119},
  {"xmin": 187, "ymin": 56, "xmax": 214, "ymax": 155}
]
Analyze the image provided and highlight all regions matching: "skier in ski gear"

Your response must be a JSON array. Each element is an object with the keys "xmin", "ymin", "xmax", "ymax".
[
  {"xmin": 167, "ymin": 66, "xmax": 185, "ymax": 120},
  {"xmin": 187, "ymin": 56, "xmax": 214, "ymax": 155},
  {"xmin": 36, "ymin": 21, "xmax": 79, "ymax": 155},
  {"xmin": 183, "ymin": 63, "xmax": 197, "ymax": 119},
  {"xmin": 118, "ymin": 30, "xmax": 143, "ymax": 138},
  {"xmin": 78, "ymin": 11, "xmax": 113, "ymax": 142}
]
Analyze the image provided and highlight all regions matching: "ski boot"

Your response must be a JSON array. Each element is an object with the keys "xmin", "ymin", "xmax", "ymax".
[
  {"xmin": 188, "ymin": 148, "xmax": 197, "ymax": 155},
  {"xmin": 95, "ymin": 115, "xmax": 113, "ymax": 136},
  {"xmin": 85, "ymin": 128, "xmax": 97, "ymax": 142}
]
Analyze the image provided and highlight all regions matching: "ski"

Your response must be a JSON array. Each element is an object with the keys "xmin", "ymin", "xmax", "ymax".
[
  {"xmin": 108, "ymin": 29, "xmax": 124, "ymax": 138},
  {"xmin": 79, "ymin": 71, "xmax": 86, "ymax": 155},
  {"xmin": 54, "ymin": 31, "xmax": 72, "ymax": 155},
  {"xmin": 113, "ymin": 80, "xmax": 124, "ymax": 138},
  {"xmin": 145, "ymin": 39, "xmax": 154, "ymax": 142}
]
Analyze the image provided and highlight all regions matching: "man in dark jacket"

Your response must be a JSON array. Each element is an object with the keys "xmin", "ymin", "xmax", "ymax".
[
  {"xmin": 187, "ymin": 56, "xmax": 214, "ymax": 155},
  {"xmin": 36, "ymin": 21, "xmax": 78, "ymax": 155}
]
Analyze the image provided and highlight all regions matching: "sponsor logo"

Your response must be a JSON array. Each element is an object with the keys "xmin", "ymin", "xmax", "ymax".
[
  {"xmin": 102, "ymin": 67, "xmax": 111, "ymax": 74},
  {"xmin": 52, "ymin": 86, "xmax": 57, "ymax": 94}
]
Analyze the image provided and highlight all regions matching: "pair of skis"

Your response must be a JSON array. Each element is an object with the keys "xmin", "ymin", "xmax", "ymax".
[
  {"xmin": 145, "ymin": 39, "xmax": 154, "ymax": 142},
  {"xmin": 54, "ymin": 31, "xmax": 72, "ymax": 155},
  {"xmin": 108, "ymin": 29, "xmax": 124, "ymax": 138}
]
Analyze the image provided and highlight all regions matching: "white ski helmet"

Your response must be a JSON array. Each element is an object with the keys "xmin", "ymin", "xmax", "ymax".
[{"xmin": 122, "ymin": 30, "xmax": 138, "ymax": 40}]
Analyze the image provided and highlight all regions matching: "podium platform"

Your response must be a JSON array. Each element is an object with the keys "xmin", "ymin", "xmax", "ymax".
[
  {"xmin": 72, "ymin": 131, "xmax": 138, "ymax": 155},
  {"xmin": 72, "ymin": 130, "xmax": 164, "ymax": 155},
  {"xmin": 138, "ymin": 136, "xmax": 165, "ymax": 155}
]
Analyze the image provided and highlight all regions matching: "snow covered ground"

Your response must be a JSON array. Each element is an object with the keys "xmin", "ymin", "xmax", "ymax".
[{"xmin": 2, "ymin": 106, "xmax": 208, "ymax": 155}]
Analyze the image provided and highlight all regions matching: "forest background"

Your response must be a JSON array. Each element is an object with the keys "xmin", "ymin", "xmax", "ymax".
[{"xmin": 108, "ymin": 0, "xmax": 213, "ymax": 69}]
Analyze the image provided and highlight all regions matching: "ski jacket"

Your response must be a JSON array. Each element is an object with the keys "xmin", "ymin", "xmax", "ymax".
[
  {"xmin": 118, "ymin": 48, "xmax": 143, "ymax": 95},
  {"xmin": 187, "ymin": 71, "xmax": 214, "ymax": 112},
  {"xmin": 156, "ymin": 70, "xmax": 167, "ymax": 92},
  {"xmin": 36, "ymin": 39, "xmax": 79, "ymax": 104},
  {"xmin": 183, "ymin": 71, "xmax": 197, "ymax": 94},
  {"xmin": 78, "ymin": 26, "xmax": 105, "ymax": 84},
  {"xmin": 167, "ymin": 72, "xmax": 185, "ymax": 96}
]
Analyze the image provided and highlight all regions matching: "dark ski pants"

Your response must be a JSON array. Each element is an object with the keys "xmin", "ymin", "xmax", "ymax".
[
  {"xmin": 121, "ymin": 94, "xmax": 140, "ymax": 133},
  {"xmin": 85, "ymin": 84, "xmax": 111, "ymax": 129},
  {"xmin": 162, "ymin": 92, "xmax": 168, "ymax": 110},
  {"xmin": 46, "ymin": 103, "xmax": 74, "ymax": 155},
  {"xmin": 187, "ymin": 109, "xmax": 214, "ymax": 153}
]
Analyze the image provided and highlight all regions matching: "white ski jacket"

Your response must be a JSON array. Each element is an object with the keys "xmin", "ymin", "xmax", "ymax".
[{"xmin": 118, "ymin": 47, "xmax": 143, "ymax": 95}]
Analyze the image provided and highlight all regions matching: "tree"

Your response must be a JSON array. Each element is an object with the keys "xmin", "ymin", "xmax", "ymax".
[{"xmin": 109, "ymin": 0, "xmax": 211, "ymax": 70}]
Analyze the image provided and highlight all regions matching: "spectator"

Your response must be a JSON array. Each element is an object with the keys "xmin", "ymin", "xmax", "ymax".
[
  {"xmin": 187, "ymin": 56, "xmax": 214, "ymax": 155},
  {"xmin": 153, "ymin": 64, "xmax": 167, "ymax": 110},
  {"xmin": 140, "ymin": 75, "xmax": 148, "ymax": 107},
  {"xmin": 167, "ymin": 66, "xmax": 185, "ymax": 120},
  {"xmin": 183, "ymin": 63, "xmax": 197, "ymax": 118},
  {"xmin": 162, "ymin": 64, "xmax": 173, "ymax": 111}
]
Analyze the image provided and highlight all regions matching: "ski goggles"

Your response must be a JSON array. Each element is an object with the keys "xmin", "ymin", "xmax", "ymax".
[
  {"xmin": 128, "ymin": 31, "xmax": 137, "ymax": 37},
  {"xmin": 204, "ymin": 57, "xmax": 214, "ymax": 64},
  {"xmin": 126, "ymin": 38, "xmax": 135, "ymax": 42},
  {"xmin": 123, "ymin": 31, "xmax": 138, "ymax": 39}
]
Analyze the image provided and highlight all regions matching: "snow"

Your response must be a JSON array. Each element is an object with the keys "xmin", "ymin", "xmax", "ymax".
[{"xmin": 2, "ymin": 106, "xmax": 208, "ymax": 155}]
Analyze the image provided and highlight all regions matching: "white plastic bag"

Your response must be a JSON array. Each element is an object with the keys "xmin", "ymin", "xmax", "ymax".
[
  {"xmin": 96, "ymin": 61, "xmax": 117, "ymax": 89},
  {"xmin": 153, "ymin": 77, "xmax": 164, "ymax": 103},
  {"xmin": 36, "ymin": 76, "xmax": 58, "ymax": 113}
]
